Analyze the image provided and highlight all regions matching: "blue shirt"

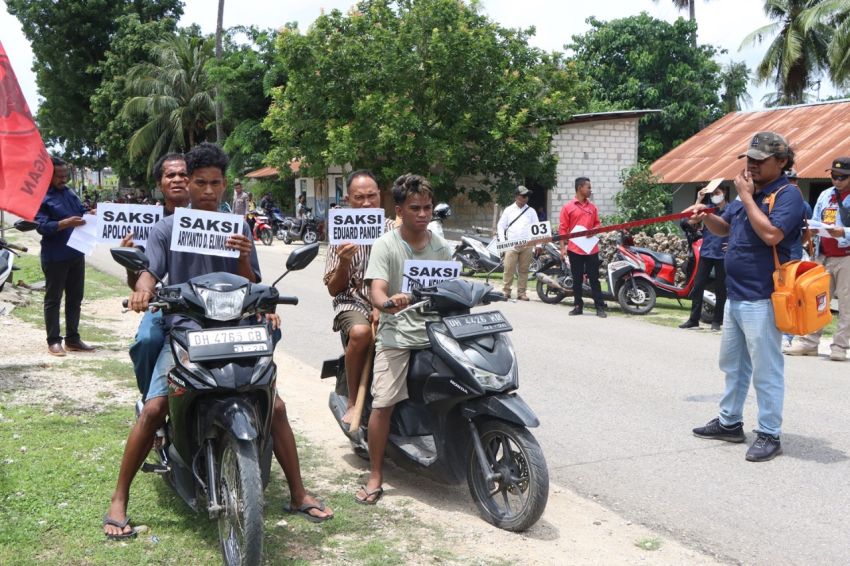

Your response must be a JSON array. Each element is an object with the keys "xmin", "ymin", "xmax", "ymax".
[
  {"xmin": 700, "ymin": 225, "xmax": 728, "ymax": 260},
  {"xmin": 721, "ymin": 176, "xmax": 804, "ymax": 301},
  {"xmin": 35, "ymin": 185, "xmax": 87, "ymax": 263}
]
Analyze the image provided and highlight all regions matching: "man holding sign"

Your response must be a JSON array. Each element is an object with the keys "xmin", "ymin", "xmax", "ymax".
[
  {"xmin": 559, "ymin": 177, "xmax": 607, "ymax": 318},
  {"xmin": 357, "ymin": 174, "xmax": 453, "ymax": 504},
  {"xmin": 323, "ymin": 170, "xmax": 388, "ymax": 425},
  {"xmin": 496, "ymin": 186, "xmax": 539, "ymax": 300}
]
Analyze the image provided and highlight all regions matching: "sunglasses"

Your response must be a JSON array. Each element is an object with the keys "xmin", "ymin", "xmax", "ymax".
[{"xmin": 832, "ymin": 173, "xmax": 849, "ymax": 181}]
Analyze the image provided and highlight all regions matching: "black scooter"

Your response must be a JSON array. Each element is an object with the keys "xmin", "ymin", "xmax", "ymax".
[
  {"xmin": 112, "ymin": 243, "xmax": 319, "ymax": 566},
  {"xmin": 281, "ymin": 208, "xmax": 320, "ymax": 245},
  {"xmin": 0, "ymin": 220, "xmax": 38, "ymax": 292},
  {"xmin": 321, "ymin": 278, "xmax": 549, "ymax": 531}
]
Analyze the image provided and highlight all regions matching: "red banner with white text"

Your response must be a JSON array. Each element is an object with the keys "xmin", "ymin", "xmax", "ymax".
[{"xmin": 0, "ymin": 41, "xmax": 53, "ymax": 221}]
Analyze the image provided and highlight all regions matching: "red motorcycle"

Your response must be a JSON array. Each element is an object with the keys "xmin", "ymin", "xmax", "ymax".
[
  {"xmin": 610, "ymin": 227, "xmax": 716, "ymax": 317},
  {"xmin": 247, "ymin": 209, "xmax": 274, "ymax": 246}
]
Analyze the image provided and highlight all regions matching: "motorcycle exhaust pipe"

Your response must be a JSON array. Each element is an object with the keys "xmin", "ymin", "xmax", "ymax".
[{"xmin": 536, "ymin": 272, "xmax": 567, "ymax": 292}]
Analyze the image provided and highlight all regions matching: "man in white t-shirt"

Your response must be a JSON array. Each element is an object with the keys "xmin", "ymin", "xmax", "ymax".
[{"xmin": 496, "ymin": 186, "xmax": 539, "ymax": 300}]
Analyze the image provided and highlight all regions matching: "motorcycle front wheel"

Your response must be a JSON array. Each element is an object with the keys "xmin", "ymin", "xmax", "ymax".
[
  {"xmin": 467, "ymin": 419, "xmax": 549, "ymax": 532},
  {"xmin": 218, "ymin": 437, "xmax": 264, "ymax": 566},
  {"xmin": 617, "ymin": 278, "xmax": 657, "ymax": 315},
  {"xmin": 303, "ymin": 229, "xmax": 318, "ymax": 244},
  {"xmin": 535, "ymin": 267, "xmax": 569, "ymax": 304},
  {"xmin": 259, "ymin": 228, "xmax": 273, "ymax": 246}
]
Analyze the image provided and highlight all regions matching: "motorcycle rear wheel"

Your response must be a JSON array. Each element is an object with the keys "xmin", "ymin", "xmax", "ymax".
[
  {"xmin": 283, "ymin": 234, "xmax": 292, "ymax": 245},
  {"xmin": 700, "ymin": 302, "xmax": 715, "ymax": 324},
  {"xmin": 535, "ymin": 267, "xmax": 568, "ymax": 304},
  {"xmin": 218, "ymin": 437, "xmax": 264, "ymax": 566},
  {"xmin": 453, "ymin": 250, "xmax": 479, "ymax": 276},
  {"xmin": 617, "ymin": 278, "xmax": 657, "ymax": 315},
  {"xmin": 303, "ymin": 230, "xmax": 318, "ymax": 245},
  {"xmin": 467, "ymin": 419, "xmax": 549, "ymax": 532},
  {"xmin": 259, "ymin": 228, "xmax": 273, "ymax": 246}
]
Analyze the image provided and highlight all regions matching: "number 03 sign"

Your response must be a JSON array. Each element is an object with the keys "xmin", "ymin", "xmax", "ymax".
[{"xmin": 490, "ymin": 221, "xmax": 552, "ymax": 254}]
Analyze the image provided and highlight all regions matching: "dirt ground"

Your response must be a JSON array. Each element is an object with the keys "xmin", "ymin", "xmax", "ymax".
[{"xmin": 0, "ymin": 293, "xmax": 723, "ymax": 565}]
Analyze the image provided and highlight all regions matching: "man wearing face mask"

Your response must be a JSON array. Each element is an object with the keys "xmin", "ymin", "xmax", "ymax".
[
  {"xmin": 785, "ymin": 157, "xmax": 850, "ymax": 361},
  {"xmin": 679, "ymin": 185, "xmax": 729, "ymax": 331}
]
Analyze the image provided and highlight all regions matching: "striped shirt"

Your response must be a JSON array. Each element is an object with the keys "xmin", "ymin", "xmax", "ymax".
[{"xmin": 323, "ymin": 218, "xmax": 396, "ymax": 331}]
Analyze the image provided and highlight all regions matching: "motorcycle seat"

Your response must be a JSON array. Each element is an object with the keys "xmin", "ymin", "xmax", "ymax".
[
  {"xmin": 466, "ymin": 234, "xmax": 492, "ymax": 244},
  {"xmin": 631, "ymin": 247, "xmax": 676, "ymax": 268}
]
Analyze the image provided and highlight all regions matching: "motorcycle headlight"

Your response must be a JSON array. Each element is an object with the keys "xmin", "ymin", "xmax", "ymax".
[
  {"xmin": 194, "ymin": 286, "xmax": 246, "ymax": 321},
  {"xmin": 432, "ymin": 329, "xmax": 514, "ymax": 391},
  {"xmin": 172, "ymin": 341, "xmax": 216, "ymax": 386}
]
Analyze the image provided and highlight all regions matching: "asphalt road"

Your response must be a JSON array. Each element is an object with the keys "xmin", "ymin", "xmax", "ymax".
[{"xmin": 89, "ymin": 240, "xmax": 850, "ymax": 565}]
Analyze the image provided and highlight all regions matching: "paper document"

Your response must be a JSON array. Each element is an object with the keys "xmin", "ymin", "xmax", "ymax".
[
  {"xmin": 806, "ymin": 220, "xmax": 842, "ymax": 239},
  {"xmin": 66, "ymin": 219, "xmax": 100, "ymax": 256},
  {"xmin": 570, "ymin": 225, "xmax": 599, "ymax": 254}
]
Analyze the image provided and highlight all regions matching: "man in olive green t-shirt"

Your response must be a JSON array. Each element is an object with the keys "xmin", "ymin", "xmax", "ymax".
[{"xmin": 358, "ymin": 174, "xmax": 452, "ymax": 504}]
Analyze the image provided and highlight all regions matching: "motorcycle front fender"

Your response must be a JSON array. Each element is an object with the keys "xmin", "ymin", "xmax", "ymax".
[
  {"xmin": 207, "ymin": 400, "xmax": 260, "ymax": 441},
  {"xmin": 461, "ymin": 393, "xmax": 540, "ymax": 428}
]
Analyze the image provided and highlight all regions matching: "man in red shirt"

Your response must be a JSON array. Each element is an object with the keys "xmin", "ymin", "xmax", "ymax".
[{"xmin": 559, "ymin": 177, "xmax": 607, "ymax": 317}]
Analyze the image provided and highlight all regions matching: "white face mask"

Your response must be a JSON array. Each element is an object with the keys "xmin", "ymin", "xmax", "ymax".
[{"xmin": 710, "ymin": 194, "xmax": 725, "ymax": 205}]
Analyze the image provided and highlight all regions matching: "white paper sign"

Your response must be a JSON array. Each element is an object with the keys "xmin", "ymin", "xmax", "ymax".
[
  {"xmin": 402, "ymin": 260, "xmax": 462, "ymax": 292},
  {"xmin": 328, "ymin": 208, "xmax": 385, "ymax": 245},
  {"xmin": 66, "ymin": 218, "xmax": 100, "ymax": 256},
  {"xmin": 96, "ymin": 203, "xmax": 163, "ymax": 246},
  {"xmin": 570, "ymin": 224, "xmax": 599, "ymax": 254},
  {"xmin": 170, "ymin": 208, "xmax": 243, "ymax": 258},
  {"xmin": 491, "ymin": 221, "xmax": 552, "ymax": 254}
]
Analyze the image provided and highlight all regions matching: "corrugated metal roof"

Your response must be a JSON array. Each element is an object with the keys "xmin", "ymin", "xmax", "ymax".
[
  {"xmin": 245, "ymin": 166, "xmax": 279, "ymax": 178},
  {"xmin": 651, "ymin": 99, "xmax": 850, "ymax": 183}
]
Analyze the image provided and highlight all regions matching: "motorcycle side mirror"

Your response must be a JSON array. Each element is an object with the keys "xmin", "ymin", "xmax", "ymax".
[
  {"xmin": 273, "ymin": 242, "xmax": 319, "ymax": 286},
  {"xmin": 13, "ymin": 220, "xmax": 38, "ymax": 232},
  {"xmin": 111, "ymin": 246, "xmax": 150, "ymax": 272}
]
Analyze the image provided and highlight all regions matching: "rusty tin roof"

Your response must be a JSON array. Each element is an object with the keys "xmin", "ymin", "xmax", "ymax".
[{"xmin": 651, "ymin": 99, "xmax": 850, "ymax": 183}]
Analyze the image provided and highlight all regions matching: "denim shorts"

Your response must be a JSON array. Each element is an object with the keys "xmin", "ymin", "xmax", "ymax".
[{"xmin": 145, "ymin": 342, "xmax": 174, "ymax": 402}]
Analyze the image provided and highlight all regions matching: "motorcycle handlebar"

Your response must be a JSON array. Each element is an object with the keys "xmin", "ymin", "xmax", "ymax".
[
  {"xmin": 276, "ymin": 296, "xmax": 299, "ymax": 305},
  {"xmin": 4, "ymin": 241, "xmax": 27, "ymax": 252}
]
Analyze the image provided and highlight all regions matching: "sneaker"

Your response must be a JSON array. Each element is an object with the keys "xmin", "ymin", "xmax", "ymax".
[
  {"xmin": 568, "ymin": 306, "xmax": 583, "ymax": 316},
  {"xmin": 692, "ymin": 418, "xmax": 745, "ymax": 443},
  {"xmin": 830, "ymin": 346, "xmax": 847, "ymax": 361},
  {"xmin": 596, "ymin": 308, "xmax": 607, "ymax": 318},
  {"xmin": 746, "ymin": 433, "xmax": 782, "ymax": 462},
  {"xmin": 784, "ymin": 343, "xmax": 818, "ymax": 356},
  {"xmin": 679, "ymin": 320, "xmax": 699, "ymax": 329},
  {"xmin": 711, "ymin": 322, "xmax": 722, "ymax": 331},
  {"xmin": 517, "ymin": 294, "xmax": 530, "ymax": 301}
]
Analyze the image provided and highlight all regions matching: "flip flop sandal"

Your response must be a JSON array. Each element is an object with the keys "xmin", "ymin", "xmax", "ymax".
[
  {"xmin": 283, "ymin": 500, "xmax": 334, "ymax": 523},
  {"xmin": 354, "ymin": 485, "xmax": 383, "ymax": 506},
  {"xmin": 103, "ymin": 515, "xmax": 139, "ymax": 540}
]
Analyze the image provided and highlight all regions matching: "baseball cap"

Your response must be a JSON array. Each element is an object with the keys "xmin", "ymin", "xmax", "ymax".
[
  {"xmin": 737, "ymin": 131, "xmax": 789, "ymax": 160},
  {"xmin": 828, "ymin": 157, "xmax": 850, "ymax": 175},
  {"xmin": 515, "ymin": 185, "xmax": 532, "ymax": 196}
]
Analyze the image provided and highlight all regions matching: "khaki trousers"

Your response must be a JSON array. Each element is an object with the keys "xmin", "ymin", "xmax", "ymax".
[
  {"xmin": 798, "ymin": 255, "xmax": 850, "ymax": 351},
  {"xmin": 503, "ymin": 247, "xmax": 534, "ymax": 296}
]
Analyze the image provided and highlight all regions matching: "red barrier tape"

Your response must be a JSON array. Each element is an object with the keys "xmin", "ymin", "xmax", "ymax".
[{"xmin": 549, "ymin": 207, "xmax": 718, "ymax": 243}]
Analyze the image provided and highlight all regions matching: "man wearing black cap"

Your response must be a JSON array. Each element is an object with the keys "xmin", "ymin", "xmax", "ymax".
[
  {"xmin": 496, "ymin": 185, "xmax": 539, "ymax": 300},
  {"xmin": 785, "ymin": 157, "xmax": 850, "ymax": 361},
  {"xmin": 689, "ymin": 131, "xmax": 804, "ymax": 462}
]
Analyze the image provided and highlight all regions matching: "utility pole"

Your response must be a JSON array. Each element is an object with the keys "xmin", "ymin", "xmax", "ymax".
[{"xmin": 214, "ymin": 0, "xmax": 225, "ymax": 143}]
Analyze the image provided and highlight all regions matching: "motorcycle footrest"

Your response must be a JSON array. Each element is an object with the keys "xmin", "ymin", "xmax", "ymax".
[{"xmin": 141, "ymin": 462, "xmax": 171, "ymax": 474}]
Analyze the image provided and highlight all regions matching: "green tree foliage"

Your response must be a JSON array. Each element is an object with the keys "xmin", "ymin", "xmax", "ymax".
[
  {"xmin": 741, "ymin": 0, "xmax": 833, "ymax": 107},
  {"xmin": 568, "ymin": 14, "xmax": 723, "ymax": 162},
  {"xmin": 122, "ymin": 33, "xmax": 217, "ymax": 175},
  {"xmin": 208, "ymin": 27, "xmax": 284, "ymax": 176},
  {"xmin": 5, "ymin": 0, "xmax": 182, "ymax": 166},
  {"xmin": 90, "ymin": 15, "xmax": 179, "ymax": 185},
  {"xmin": 612, "ymin": 163, "xmax": 673, "ymax": 236},
  {"xmin": 719, "ymin": 61, "xmax": 753, "ymax": 113},
  {"xmin": 799, "ymin": 0, "xmax": 850, "ymax": 87},
  {"xmin": 263, "ymin": 0, "xmax": 580, "ymax": 203}
]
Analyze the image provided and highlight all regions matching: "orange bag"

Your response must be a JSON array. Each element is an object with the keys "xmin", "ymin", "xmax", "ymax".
[{"xmin": 767, "ymin": 187, "xmax": 832, "ymax": 334}]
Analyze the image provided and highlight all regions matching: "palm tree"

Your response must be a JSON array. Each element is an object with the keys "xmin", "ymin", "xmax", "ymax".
[
  {"xmin": 720, "ymin": 61, "xmax": 753, "ymax": 112},
  {"xmin": 122, "ymin": 34, "xmax": 217, "ymax": 175},
  {"xmin": 214, "ymin": 0, "xmax": 225, "ymax": 143},
  {"xmin": 653, "ymin": 0, "xmax": 711, "ymax": 21},
  {"xmin": 799, "ymin": 0, "xmax": 850, "ymax": 86},
  {"xmin": 741, "ymin": 0, "xmax": 833, "ymax": 106}
]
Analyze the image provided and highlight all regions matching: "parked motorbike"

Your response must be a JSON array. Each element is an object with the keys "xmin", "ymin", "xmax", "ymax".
[
  {"xmin": 321, "ymin": 278, "xmax": 549, "ymax": 532},
  {"xmin": 453, "ymin": 234, "xmax": 502, "ymax": 276},
  {"xmin": 111, "ymin": 242, "xmax": 320, "ymax": 566},
  {"xmin": 534, "ymin": 242, "xmax": 614, "ymax": 305},
  {"xmin": 608, "ymin": 230, "xmax": 716, "ymax": 317},
  {"xmin": 281, "ymin": 208, "xmax": 320, "ymax": 245},
  {"xmin": 427, "ymin": 203, "xmax": 452, "ymax": 239},
  {"xmin": 267, "ymin": 207, "xmax": 288, "ymax": 241},
  {"xmin": 246, "ymin": 209, "xmax": 274, "ymax": 246},
  {"xmin": 0, "ymin": 220, "xmax": 38, "ymax": 292}
]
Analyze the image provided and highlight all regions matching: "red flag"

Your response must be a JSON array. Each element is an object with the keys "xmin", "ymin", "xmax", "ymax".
[{"xmin": 0, "ymin": 40, "xmax": 53, "ymax": 221}]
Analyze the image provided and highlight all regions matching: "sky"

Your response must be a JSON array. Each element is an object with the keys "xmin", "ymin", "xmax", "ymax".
[{"xmin": 0, "ymin": 0, "xmax": 841, "ymax": 115}]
